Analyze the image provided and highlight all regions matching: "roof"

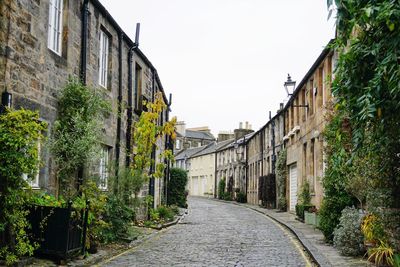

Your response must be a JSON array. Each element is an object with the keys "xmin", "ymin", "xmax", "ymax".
[
  {"xmin": 185, "ymin": 130, "xmax": 215, "ymax": 141},
  {"xmin": 175, "ymin": 144, "xmax": 212, "ymax": 160},
  {"xmin": 215, "ymin": 138, "xmax": 235, "ymax": 152},
  {"xmin": 191, "ymin": 142, "xmax": 218, "ymax": 158},
  {"xmin": 219, "ymin": 132, "xmax": 256, "ymax": 151}
]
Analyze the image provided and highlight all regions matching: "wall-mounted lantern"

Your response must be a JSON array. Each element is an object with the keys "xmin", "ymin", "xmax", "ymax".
[{"xmin": 284, "ymin": 74, "xmax": 296, "ymax": 96}]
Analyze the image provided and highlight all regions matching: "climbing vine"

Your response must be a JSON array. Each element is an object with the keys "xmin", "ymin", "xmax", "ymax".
[
  {"xmin": 50, "ymin": 79, "xmax": 110, "ymax": 198},
  {"xmin": 322, "ymin": 1, "xmax": 400, "ymax": 246},
  {"xmin": 276, "ymin": 149, "xmax": 287, "ymax": 211},
  {"xmin": 0, "ymin": 109, "xmax": 47, "ymax": 265}
]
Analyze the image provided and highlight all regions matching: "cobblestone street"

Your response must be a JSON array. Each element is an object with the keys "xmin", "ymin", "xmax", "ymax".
[{"xmin": 101, "ymin": 197, "xmax": 311, "ymax": 267}]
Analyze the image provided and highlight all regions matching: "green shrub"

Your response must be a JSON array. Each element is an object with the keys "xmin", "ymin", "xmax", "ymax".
[
  {"xmin": 218, "ymin": 178, "xmax": 226, "ymax": 200},
  {"xmin": 333, "ymin": 207, "xmax": 365, "ymax": 256},
  {"xmin": 295, "ymin": 204, "xmax": 315, "ymax": 221},
  {"xmin": 299, "ymin": 181, "xmax": 311, "ymax": 205},
  {"xmin": 102, "ymin": 195, "xmax": 135, "ymax": 243},
  {"xmin": 157, "ymin": 206, "xmax": 174, "ymax": 221},
  {"xmin": 236, "ymin": 191, "xmax": 247, "ymax": 203},
  {"xmin": 0, "ymin": 109, "xmax": 47, "ymax": 265},
  {"xmin": 276, "ymin": 149, "xmax": 287, "ymax": 211},
  {"xmin": 50, "ymin": 79, "xmax": 110, "ymax": 198},
  {"xmin": 223, "ymin": 192, "xmax": 232, "ymax": 201},
  {"xmin": 167, "ymin": 168, "xmax": 188, "ymax": 208}
]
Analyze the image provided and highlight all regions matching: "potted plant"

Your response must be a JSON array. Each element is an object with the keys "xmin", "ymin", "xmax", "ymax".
[{"xmin": 304, "ymin": 206, "xmax": 319, "ymax": 226}]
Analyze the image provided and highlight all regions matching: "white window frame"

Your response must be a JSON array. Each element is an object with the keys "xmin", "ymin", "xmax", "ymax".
[
  {"xmin": 47, "ymin": 0, "xmax": 63, "ymax": 55},
  {"xmin": 99, "ymin": 30, "xmax": 109, "ymax": 88},
  {"xmin": 99, "ymin": 146, "xmax": 109, "ymax": 190},
  {"xmin": 23, "ymin": 142, "xmax": 41, "ymax": 189}
]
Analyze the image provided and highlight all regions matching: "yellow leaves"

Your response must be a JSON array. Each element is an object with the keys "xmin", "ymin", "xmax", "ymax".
[{"xmin": 377, "ymin": 107, "xmax": 382, "ymax": 118}]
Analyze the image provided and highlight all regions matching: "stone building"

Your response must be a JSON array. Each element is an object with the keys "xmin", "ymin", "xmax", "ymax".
[
  {"xmin": 0, "ymin": 0, "xmax": 171, "ymax": 207},
  {"xmin": 215, "ymin": 131, "xmax": 254, "ymax": 200},
  {"xmin": 283, "ymin": 42, "xmax": 334, "ymax": 211},
  {"xmin": 185, "ymin": 143, "xmax": 217, "ymax": 197},
  {"xmin": 243, "ymin": 41, "xmax": 334, "ymax": 210},
  {"xmin": 174, "ymin": 121, "xmax": 215, "ymax": 154},
  {"xmin": 246, "ymin": 112, "xmax": 285, "ymax": 206}
]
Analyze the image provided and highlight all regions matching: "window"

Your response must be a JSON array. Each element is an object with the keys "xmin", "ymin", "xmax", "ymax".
[
  {"xmin": 134, "ymin": 64, "xmax": 142, "ymax": 111},
  {"xmin": 176, "ymin": 139, "xmax": 181, "ymax": 150},
  {"xmin": 99, "ymin": 30, "xmax": 109, "ymax": 88},
  {"xmin": 48, "ymin": 0, "xmax": 63, "ymax": 54},
  {"xmin": 23, "ymin": 142, "xmax": 41, "ymax": 189},
  {"xmin": 99, "ymin": 146, "xmax": 110, "ymax": 190}
]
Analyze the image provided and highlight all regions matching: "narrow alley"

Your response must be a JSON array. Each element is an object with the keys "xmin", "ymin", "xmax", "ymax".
[{"xmin": 101, "ymin": 197, "xmax": 311, "ymax": 267}]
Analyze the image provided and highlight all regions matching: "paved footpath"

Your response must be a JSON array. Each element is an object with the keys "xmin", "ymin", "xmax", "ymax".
[{"xmin": 101, "ymin": 197, "xmax": 312, "ymax": 267}]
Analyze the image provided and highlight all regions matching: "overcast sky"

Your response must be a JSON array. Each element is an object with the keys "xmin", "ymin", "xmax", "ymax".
[{"xmin": 100, "ymin": 0, "xmax": 335, "ymax": 135}]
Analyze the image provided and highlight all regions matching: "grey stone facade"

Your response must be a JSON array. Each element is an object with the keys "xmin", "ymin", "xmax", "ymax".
[{"xmin": 0, "ymin": 0, "xmax": 171, "ymax": 206}]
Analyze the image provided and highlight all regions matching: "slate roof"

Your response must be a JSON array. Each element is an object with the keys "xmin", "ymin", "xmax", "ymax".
[
  {"xmin": 192, "ymin": 138, "xmax": 234, "ymax": 158},
  {"xmin": 185, "ymin": 130, "xmax": 215, "ymax": 140},
  {"xmin": 175, "ymin": 144, "xmax": 211, "ymax": 160}
]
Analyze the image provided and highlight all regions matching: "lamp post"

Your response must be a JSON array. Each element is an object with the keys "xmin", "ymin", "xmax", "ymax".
[
  {"xmin": 283, "ymin": 74, "xmax": 309, "ymax": 109},
  {"xmin": 284, "ymin": 74, "xmax": 296, "ymax": 96}
]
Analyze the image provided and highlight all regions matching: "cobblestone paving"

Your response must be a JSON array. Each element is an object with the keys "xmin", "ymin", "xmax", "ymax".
[{"xmin": 102, "ymin": 197, "xmax": 310, "ymax": 267}]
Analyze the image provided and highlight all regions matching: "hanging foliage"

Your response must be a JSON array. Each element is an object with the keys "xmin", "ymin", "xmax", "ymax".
[{"xmin": 0, "ymin": 109, "xmax": 47, "ymax": 265}]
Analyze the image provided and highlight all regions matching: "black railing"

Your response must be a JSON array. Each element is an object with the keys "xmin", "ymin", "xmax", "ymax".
[{"xmin": 27, "ymin": 201, "xmax": 89, "ymax": 259}]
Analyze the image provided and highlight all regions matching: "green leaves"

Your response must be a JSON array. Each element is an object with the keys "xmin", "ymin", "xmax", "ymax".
[
  {"xmin": 50, "ymin": 79, "xmax": 110, "ymax": 197},
  {"xmin": 0, "ymin": 109, "xmax": 46, "ymax": 264}
]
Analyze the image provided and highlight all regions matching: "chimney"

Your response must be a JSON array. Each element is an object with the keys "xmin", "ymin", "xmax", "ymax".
[
  {"xmin": 280, "ymin": 103, "xmax": 284, "ymax": 110},
  {"xmin": 239, "ymin": 122, "xmax": 243, "ymax": 129},
  {"xmin": 245, "ymin": 121, "xmax": 249, "ymax": 130},
  {"xmin": 176, "ymin": 121, "xmax": 186, "ymax": 136}
]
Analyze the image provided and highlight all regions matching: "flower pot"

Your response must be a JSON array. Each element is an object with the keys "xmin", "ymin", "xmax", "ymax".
[{"xmin": 304, "ymin": 211, "xmax": 317, "ymax": 225}]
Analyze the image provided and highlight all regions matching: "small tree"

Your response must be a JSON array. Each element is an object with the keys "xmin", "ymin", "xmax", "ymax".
[
  {"xmin": 276, "ymin": 149, "xmax": 287, "ymax": 211},
  {"xmin": 123, "ymin": 92, "xmax": 176, "ymax": 206},
  {"xmin": 50, "ymin": 79, "xmax": 109, "ymax": 198},
  {"xmin": 167, "ymin": 168, "xmax": 188, "ymax": 208},
  {"xmin": 218, "ymin": 178, "xmax": 226, "ymax": 200},
  {"xmin": 0, "ymin": 109, "xmax": 46, "ymax": 265}
]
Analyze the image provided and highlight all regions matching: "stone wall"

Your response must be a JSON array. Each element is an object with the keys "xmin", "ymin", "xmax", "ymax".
[{"xmin": 0, "ymin": 0, "xmax": 169, "ymax": 208}]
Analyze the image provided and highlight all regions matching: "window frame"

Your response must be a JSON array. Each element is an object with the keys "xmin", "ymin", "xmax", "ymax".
[
  {"xmin": 99, "ymin": 146, "xmax": 110, "ymax": 191},
  {"xmin": 47, "ymin": 0, "xmax": 63, "ymax": 55},
  {"xmin": 99, "ymin": 30, "xmax": 110, "ymax": 88},
  {"xmin": 22, "ymin": 142, "xmax": 41, "ymax": 189}
]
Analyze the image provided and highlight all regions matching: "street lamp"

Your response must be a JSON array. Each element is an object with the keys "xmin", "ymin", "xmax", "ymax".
[
  {"xmin": 284, "ymin": 74, "xmax": 296, "ymax": 96},
  {"xmin": 1, "ymin": 90, "xmax": 12, "ymax": 114}
]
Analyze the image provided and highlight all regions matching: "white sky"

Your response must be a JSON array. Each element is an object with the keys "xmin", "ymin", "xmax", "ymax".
[{"xmin": 100, "ymin": 0, "xmax": 336, "ymax": 136}]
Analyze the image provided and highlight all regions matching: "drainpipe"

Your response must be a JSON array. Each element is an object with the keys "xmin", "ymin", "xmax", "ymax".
[
  {"xmin": 164, "ymin": 93, "xmax": 172, "ymax": 204},
  {"xmin": 149, "ymin": 70, "xmax": 156, "ymax": 207},
  {"xmin": 77, "ymin": 0, "xmax": 89, "ymax": 193},
  {"xmin": 271, "ymin": 111, "xmax": 276, "ymax": 175},
  {"xmin": 126, "ymin": 47, "xmax": 133, "ymax": 167},
  {"xmin": 214, "ymin": 152, "xmax": 218, "ymax": 198},
  {"xmin": 245, "ymin": 137, "xmax": 249, "ymax": 202},
  {"xmin": 115, "ymin": 31, "xmax": 123, "ymax": 190},
  {"xmin": 80, "ymin": 0, "xmax": 89, "ymax": 85},
  {"xmin": 126, "ymin": 24, "xmax": 140, "ymax": 167}
]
